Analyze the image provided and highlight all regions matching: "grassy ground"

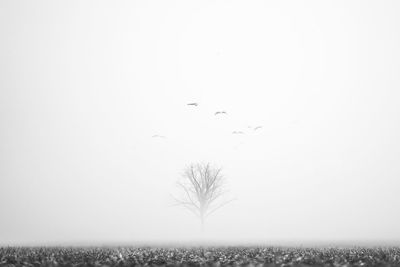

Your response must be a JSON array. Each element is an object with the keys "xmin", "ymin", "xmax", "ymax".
[{"xmin": 1, "ymin": 246, "xmax": 400, "ymax": 266}]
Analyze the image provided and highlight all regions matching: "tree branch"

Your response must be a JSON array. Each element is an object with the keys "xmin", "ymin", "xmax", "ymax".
[{"xmin": 205, "ymin": 198, "xmax": 237, "ymax": 218}]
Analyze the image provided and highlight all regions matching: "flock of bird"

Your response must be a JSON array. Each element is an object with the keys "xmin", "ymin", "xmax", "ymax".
[{"xmin": 152, "ymin": 102, "xmax": 262, "ymax": 139}]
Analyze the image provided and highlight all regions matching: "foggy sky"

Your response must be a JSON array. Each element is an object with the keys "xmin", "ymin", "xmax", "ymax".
[{"xmin": 1, "ymin": 0, "xmax": 400, "ymax": 246}]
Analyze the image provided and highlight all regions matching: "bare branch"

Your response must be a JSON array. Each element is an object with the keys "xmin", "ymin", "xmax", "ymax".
[
  {"xmin": 171, "ymin": 195, "xmax": 201, "ymax": 218},
  {"xmin": 205, "ymin": 198, "xmax": 237, "ymax": 218},
  {"xmin": 177, "ymin": 181, "xmax": 199, "ymax": 209}
]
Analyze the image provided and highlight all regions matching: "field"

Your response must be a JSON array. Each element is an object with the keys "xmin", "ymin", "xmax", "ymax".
[{"xmin": 1, "ymin": 246, "xmax": 400, "ymax": 266}]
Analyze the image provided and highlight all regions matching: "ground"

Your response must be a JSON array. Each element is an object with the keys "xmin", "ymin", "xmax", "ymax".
[{"xmin": 1, "ymin": 246, "xmax": 400, "ymax": 266}]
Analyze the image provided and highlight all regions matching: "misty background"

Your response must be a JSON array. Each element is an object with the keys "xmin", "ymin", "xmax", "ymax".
[{"xmin": 1, "ymin": 0, "xmax": 400, "ymax": 246}]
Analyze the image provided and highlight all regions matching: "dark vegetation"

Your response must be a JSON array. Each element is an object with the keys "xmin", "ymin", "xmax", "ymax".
[{"xmin": 1, "ymin": 246, "xmax": 400, "ymax": 266}]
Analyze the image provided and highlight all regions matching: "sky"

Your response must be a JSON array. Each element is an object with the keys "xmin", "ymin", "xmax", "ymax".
[{"xmin": 1, "ymin": 0, "xmax": 400, "ymax": 246}]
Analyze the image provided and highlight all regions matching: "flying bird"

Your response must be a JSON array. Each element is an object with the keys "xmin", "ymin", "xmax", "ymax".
[
  {"xmin": 214, "ymin": 111, "xmax": 227, "ymax": 115},
  {"xmin": 187, "ymin": 102, "xmax": 198, "ymax": 106},
  {"xmin": 152, "ymin": 135, "xmax": 166, "ymax": 138},
  {"xmin": 232, "ymin": 131, "xmax": 244, "ymax": 134},
  {"xmin": 254, "ymin": 126, "xmax": 263, "ymax": 131}
]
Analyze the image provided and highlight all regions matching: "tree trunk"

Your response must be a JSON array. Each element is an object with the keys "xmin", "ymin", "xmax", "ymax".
[
  {"xmin": 200, "ymin": 214, "xmax": 205, "ymax": 232},
  {"xmin": 200, "ymin": 206, "xmax": 205, "ymax": 233}
]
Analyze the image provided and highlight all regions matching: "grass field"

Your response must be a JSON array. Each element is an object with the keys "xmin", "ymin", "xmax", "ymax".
[{"xmin": 1, "ymin": 246, "xmax": 400, "ymax": 266}]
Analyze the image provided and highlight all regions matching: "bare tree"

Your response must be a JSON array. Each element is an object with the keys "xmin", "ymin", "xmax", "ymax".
[{"xmin": 172, "ymin": 162, "xmax": 234, "ymax": 231}]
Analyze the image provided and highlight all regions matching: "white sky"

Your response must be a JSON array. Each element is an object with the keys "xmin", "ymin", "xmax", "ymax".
[{"xmin": 1, "ymin": 0, "xmax": 400, "ymax": 246}]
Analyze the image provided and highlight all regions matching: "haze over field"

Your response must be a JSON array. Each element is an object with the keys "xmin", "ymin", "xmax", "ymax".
[{"xmin": 1, "ymin": 0, "xmax": 400, "ymax": 245}]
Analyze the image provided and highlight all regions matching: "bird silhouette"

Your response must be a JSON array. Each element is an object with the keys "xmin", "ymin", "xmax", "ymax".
[
  {"xmin": 187, "ymin": 103, "xmax": 198, "ymax": 106},
  {"xmin": 152, "ymin": 135, "xmax": 166, "ymax": 138},
  {"xmin": 254, "ymin": 126, "xmax": 263, "ymax": 131},
  {"xmin": 232, "ymin": 131, "xmax": 244, "ymax": 134},
  {"xmin": 214, "ymin": 111, "xmax": 227, "ymax": 115}
]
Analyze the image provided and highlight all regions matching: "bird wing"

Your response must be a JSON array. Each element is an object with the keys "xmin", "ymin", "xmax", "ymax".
[{"xmin": 152, "ymin": 135, "xmax": 166, "ymax": 138}]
